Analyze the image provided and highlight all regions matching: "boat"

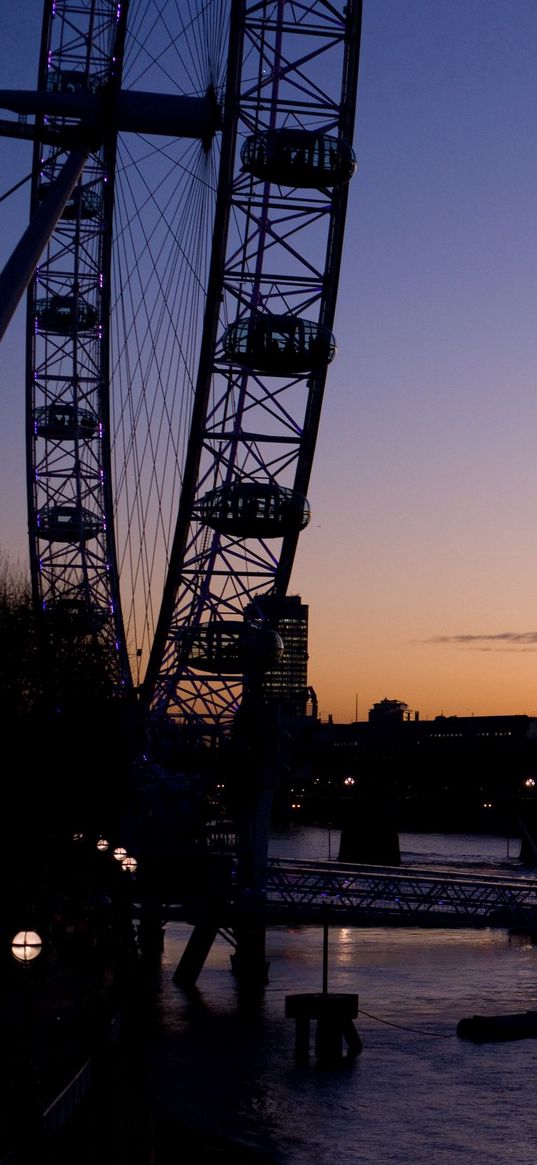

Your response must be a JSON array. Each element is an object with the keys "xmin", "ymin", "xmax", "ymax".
[{"xmin": 457, "ymin": 1010, "xmax": 537, "ymax": 1043}]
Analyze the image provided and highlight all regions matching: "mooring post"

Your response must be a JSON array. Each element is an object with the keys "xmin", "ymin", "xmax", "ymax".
[
  {"xmin": 285, "ymin": 993, "xmax": 362, "ymax": 1065},
  {"xmin": 285, "ymin": 907, "xmax": 363, "ymax": 1063}
]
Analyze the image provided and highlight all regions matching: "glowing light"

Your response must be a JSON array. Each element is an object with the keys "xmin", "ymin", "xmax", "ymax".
[
  {"xmin": 121, "ymin": 856, "xmax": 138, "ymax": 874},
  {"xmin": 96, "ymin": 837, "xmax": 109, "ymax": 852},
  {"xmin": 12, "ymin": 930, "xmax": 43, "ymax": 963},
  {"xmin": 113, "ymin": 846, "xmax": 127, "ymax": 862}
]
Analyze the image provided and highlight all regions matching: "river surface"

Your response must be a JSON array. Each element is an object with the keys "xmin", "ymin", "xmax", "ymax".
[{"xmin": 146, "ymin": 830, "xmax": 537, "ymax": 1164}]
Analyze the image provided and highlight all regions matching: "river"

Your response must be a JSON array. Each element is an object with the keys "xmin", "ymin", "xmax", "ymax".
[{"xmin": 142, "ymin": 829, "xmax": 537, "ymax": 1164}]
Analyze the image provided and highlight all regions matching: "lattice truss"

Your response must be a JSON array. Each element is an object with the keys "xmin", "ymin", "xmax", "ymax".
[
  {"xmin": 153, "ymin": 1, "xmax": 360, "ymax": 726},
  {"xmin": 29, "ymin": 1, "xmax": 126, "ymax": 670},
  {"xmin": 265, "ymin": 861, "xmax": 537, "ymax": 925},
  {"xmin": 24, "ymin": 0, "xmax": 360, "ymax": 726}
]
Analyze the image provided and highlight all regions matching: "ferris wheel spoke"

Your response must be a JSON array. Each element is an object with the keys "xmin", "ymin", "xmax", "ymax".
[
  {"xmin": 147, "ymin": 1, "xmax": 361, "ymax": 727},
  {"xmin": 11, "ymin": 0, "xmax": 360, "ymax": 733}
]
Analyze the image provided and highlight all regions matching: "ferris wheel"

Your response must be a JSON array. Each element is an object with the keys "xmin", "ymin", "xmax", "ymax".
[{"xmin": 1, "ymin": 0, "xmax": 362, "ymax": 733}]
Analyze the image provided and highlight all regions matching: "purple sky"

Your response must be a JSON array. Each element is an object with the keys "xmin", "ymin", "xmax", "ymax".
[{"xmin": 2, "ymin": 2, "xmax": 537, "ymax": 721}]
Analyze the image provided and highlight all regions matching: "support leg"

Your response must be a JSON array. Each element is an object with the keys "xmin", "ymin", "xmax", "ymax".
[{"xmin": 173, "ymin": 920, "xmax": 219, "ymax": 989}]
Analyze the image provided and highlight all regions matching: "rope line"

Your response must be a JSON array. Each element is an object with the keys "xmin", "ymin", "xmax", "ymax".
[{"xmin": 358, "ymin": 1008, "xmax": 454, "ymax": 1040}]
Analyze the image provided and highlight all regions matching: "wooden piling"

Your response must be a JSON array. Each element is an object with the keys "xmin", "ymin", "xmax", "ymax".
[{"xmin": 285, "ymin": 993, "xmax": 362, "ymax": 1064}]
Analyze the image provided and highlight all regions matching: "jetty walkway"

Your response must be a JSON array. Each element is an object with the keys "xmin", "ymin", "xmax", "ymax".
[
  {"xmin": 162, "ymin": 859, "xmax": 537, "ymax": 930},
  {"xmin": 261, "ymin": 859, "xmax": 537, "ymax": 928}
]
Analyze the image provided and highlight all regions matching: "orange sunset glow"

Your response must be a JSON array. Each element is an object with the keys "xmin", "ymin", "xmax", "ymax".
[{"xmin": 2, "ymin": 1, "xmax": 537, "ymax": 724}]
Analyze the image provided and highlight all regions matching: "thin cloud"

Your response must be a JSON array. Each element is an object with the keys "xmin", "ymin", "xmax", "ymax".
[{"xmin": 424, "ymin": 631, "xmax": 537, "ymax": 651}]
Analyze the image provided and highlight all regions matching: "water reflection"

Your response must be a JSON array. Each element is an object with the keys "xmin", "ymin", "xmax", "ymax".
[
  {"xmin": 145, "ymin": 832, "xmax": 537, "ymax": 1164},
  {"xmin": 147, "ymin": 916, "xmax": 537, "ymax": 1164}
]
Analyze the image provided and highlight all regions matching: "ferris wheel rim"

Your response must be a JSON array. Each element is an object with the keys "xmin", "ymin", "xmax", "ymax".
[
  {"xmin": 148, "ymin": 1, "xmax": 363, "ymax": 728},
  {"xmin": 20, "ymin": 1, "xmax": 363, "ymax": 733},
  {"xmin": 25, "ymin": 0, "xmax": 239, "ymax": 695}
]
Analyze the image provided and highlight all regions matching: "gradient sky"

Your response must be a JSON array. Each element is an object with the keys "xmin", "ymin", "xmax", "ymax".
[{"xmin": 2, "ymin": 2, "xmax": 537, "ymax": 722}]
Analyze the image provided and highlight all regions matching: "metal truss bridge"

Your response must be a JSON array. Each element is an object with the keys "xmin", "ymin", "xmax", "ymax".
[
  {"xmin": 161, "ymin": 856, "xmax": 537, "ymax": 932},
  {"xmin": 259, "ymin": 859, "xmax": 537, "ymax": 929},
  {"xmin": 156, "ymin": 854, "xmax": 537, "ymax": 986}
]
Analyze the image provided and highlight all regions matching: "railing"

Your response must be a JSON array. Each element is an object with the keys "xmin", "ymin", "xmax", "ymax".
[{"xmin": 42, "ymin": 1058, "xmax": 93, "ymax": 1133}]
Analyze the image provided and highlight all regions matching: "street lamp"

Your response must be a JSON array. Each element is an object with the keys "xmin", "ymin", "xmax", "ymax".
[
  {"xmin": 11, "ymin": 930, "xmax": 43, "ymax": 964},
  {"xmin": 96, "ymin": 837, "xmax": 109, "ymax": 852},
  {"xmin": 121, "ymin": 856, "xmax": 138, "ymax": 874},
  {"xmin": 113, "ymin": 846, "xmax": 127, "ymax": 862},
  {"xmin": 11, "ymin": 928, "xmax": 44, "ymax": 1144}
]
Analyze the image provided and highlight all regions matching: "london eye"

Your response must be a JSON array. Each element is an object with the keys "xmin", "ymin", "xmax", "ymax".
[{"xmin": 0, "ymin": 0, "xmax": 362, "ymax": 737}]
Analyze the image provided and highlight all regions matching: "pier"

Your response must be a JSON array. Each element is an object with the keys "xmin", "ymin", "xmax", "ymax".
[{"xmin": 160, "ymin": 858, "xmax": 537, "ymax": 932}]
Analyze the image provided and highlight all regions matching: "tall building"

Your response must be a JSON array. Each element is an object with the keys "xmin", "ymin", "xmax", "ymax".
[{"xmin": 245, "ymin": 593, "xmax": 309, "ymax": 717}]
